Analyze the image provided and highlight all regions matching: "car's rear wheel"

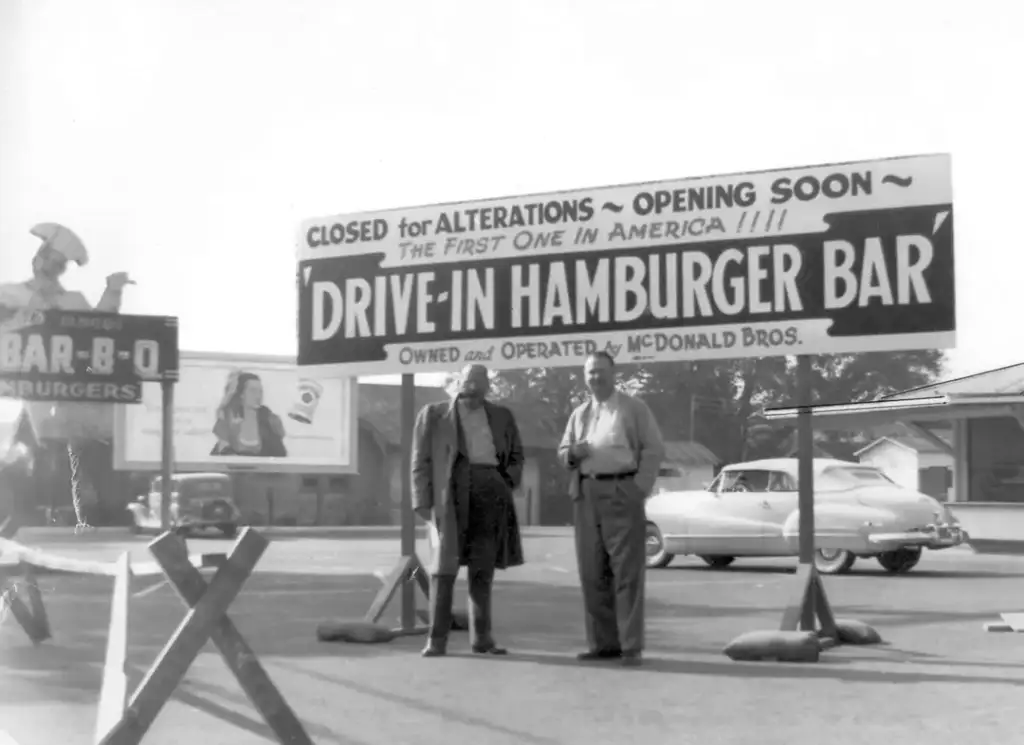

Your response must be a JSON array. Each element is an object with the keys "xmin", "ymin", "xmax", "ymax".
[
  {"xmin": 699, "ymin": 555, "xmax": 735, "ymax": 569},
  {"xmin": 220, "ymin": 524, "xmax": 238, "ymax": 539},
  {"xmin": 645, "ymin": 523, "xmax": 674, "ymax": 568},
  {"xmin": 877, "ymin": 547, "xmax": 922, "ymax": 574},
  {"xmin": 814, "ymin": 548, "xmax": 856, "ymax": 574}
]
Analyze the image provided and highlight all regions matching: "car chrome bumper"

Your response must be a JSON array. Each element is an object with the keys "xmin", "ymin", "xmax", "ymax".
[{"xmin": 866, "ymin": 523, "xmax": 966, "ymax": 550}]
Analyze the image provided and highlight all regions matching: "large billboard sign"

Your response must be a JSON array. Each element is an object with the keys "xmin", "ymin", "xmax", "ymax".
[
  {"xmin": 113, "ymin": 352, "xmax": 358, "ymax": 474},
  {"xmin": 0, "ymin": 310, "xmax": 179, "ymax": 402},
  {"xmin": 296, "ymin": 154, "xmax": 954, "ymax": 374}
]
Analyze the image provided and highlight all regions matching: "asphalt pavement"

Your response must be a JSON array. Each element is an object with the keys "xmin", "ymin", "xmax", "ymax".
[{"xmin": 3, "ymin": 529, "xmax": 1024, "ymax": 744}]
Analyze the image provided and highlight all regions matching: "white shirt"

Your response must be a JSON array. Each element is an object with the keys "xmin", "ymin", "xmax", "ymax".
[{"xmin": 580, "ymin": 392, "xmax": 637, "ymax": 476}]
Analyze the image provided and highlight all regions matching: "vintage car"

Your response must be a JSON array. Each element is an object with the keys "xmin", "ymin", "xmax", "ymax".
[
  {"xmin": 644, "ymin": 458, "xmax": 966, "ymax": 575},
  {"xmin": 127, "ymin": 472, "xmax": 241, "ymax": 538}
]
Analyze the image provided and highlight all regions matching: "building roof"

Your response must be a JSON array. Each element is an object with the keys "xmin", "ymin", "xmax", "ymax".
[
  {"xmin": 860, "ymin": 422, "xmax": 952, "ymax": 455},
  {"xmin": 663, "ymin": 440, "xmax": 720, "ymax": 467},
  {"xmin": 855, "ymin": 434, "xmax": 950, "ymax": 457},
  {"xmin": 884, "ymin": 362, "xmax": 1024, "ymax": 400}
]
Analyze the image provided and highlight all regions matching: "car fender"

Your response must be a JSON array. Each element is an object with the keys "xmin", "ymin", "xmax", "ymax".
[
  {"xmin": 125, "ymin": 502, "xmax": 146, "ymax": 524},
  {"xmin": 782, "ymin": 503, "xmax": 897, "ymax": 553}
]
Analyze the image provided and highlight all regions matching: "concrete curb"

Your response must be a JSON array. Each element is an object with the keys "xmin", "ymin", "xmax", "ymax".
[{"xmin": 10, "ymin": 525, "xmax": 577, "ymax": 542}]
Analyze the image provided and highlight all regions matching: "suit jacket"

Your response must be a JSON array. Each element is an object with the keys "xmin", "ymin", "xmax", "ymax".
[
  {"xmin": 558, "ymin": 392, "xmax": 665, "ymax": 501},
  {"xmin": 411, "ymin": 398, "xmax": 525, "ymax": 575}
]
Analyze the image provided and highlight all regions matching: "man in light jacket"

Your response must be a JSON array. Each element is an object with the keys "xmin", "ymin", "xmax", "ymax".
[{"xmin": 559, "ymin": 351, "xmax": 665, "ymax": 667}]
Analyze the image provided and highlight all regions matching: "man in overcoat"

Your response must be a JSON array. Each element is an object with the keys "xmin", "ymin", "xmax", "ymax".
[{"xmin": 411, "ymin": 363, "xmax": 525, "ymax": 657}]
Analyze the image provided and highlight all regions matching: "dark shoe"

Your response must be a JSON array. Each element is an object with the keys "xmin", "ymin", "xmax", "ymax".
[
  {"xmin": 577, "ymin": 649, "xmax": 622, "ymax": 661},
  {"xmin": 621, "ymin": 651, "xmax": 643, "ymax": 667},
  {"xmin": 472, "ymin": 643, "xmax": 508, "ymax": 656},
  {"xmin": 421, "ymin": 640, "xmax": 447, "ymax": 657}
]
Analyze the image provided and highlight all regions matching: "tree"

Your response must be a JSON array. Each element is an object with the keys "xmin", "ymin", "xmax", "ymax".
[
  {"xmin": 452, "ymin": 349, "xmax": 946, "ymax": 466},
  {"xmin": 636, "ymin": 350, "xmax": 947, "ymax": 462}
]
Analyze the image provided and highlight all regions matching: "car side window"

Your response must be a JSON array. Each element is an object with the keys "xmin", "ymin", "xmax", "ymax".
[
  {"xmin": 722, "ymin": 469, "xmax": 771, "ymax": 493},
  {"xmin": 768, "ymin": 471, "xmax": 797, "ymax": 491}
]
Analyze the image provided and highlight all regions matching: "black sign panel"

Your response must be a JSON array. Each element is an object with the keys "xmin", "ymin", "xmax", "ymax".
[
  {"xmin": 0, "ymin": 310, "xmax": 179, "ymax": 403},
  {"xmin": 295, "ymin": 154, "xmax": 956, "ymax": 375}
]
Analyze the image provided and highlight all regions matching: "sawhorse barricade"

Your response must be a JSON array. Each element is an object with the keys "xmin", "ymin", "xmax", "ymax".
[
  {"xmin": 96, "ymin": 527, "xmax": 312, "ymax": 745},
  {"xmin": 0, "ymin": 517, "xmax": 224, "ymax": 648},
  {"xmin": 363, "ymin": 553, "xmax": 469, "ymax": 634},
  {"xmin": 0, "ymin": 517, "xmax": 49, "ymax": 644}
]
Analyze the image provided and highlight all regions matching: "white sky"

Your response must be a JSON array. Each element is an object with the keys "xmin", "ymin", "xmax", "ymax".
[{"xmin": 1, "ymin": 0, "xmax": 1019, "ymax": 423}]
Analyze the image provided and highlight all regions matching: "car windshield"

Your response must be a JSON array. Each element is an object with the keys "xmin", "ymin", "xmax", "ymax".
[
  {"xmin": 818, "ymin": 466, "xmax": 895, "ymax": 491},
  {"xmin": 190, "ymin": 480, "xmax": 228, "ymax": 497}
]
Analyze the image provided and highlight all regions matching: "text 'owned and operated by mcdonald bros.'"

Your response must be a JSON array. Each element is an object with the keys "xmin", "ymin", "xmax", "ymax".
[{"xmin": 296, "ymin": 154, "xmax": 955, "ymax": 375}]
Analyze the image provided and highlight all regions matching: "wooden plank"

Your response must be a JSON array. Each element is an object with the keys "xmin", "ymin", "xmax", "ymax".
[
  {"xmin": 364, "ymin": 556, "xmax": 414, "ymax": 624},
  {"xmin": 95, "ymin": 553, "xmax": 132, "ymax": 744},
  {"xmin": 411, "ymin": 554, "xmax": 430, "ymax": 598},
  {"xmin": 985, "ymin": 622, "xmax": 1015, "ymax": 633},
  {"xmin": 999, "ymin": 612, "xmax": 1024, "ymax": 632},
  {"xmin": 0, "ymin": 537, "xmax": 223, "ymax": 577},
  {"xmin": 779, "ymin": 563, "xmax": 813, "ymax": 632},
  {"xmin": 155, "ymin": 535, "xmax": 312, "ymax": 745},
  {"xmin": 20, "ymin": 564, "xmax": 50, "ymax": 642},
  {"xmin": 4, "ymin": 588, "xmax": 46, "ymax": 644},
  {"xmin": 0, "ymin": 516, "xmax": 20, "ymax": 541},
  {"xmin": 812, "ymin": 571, "xmax": 838, "ymax": 639},
  {"xmin": 99, "ymin": 529, "xmax": 266, "ymax": 745}
]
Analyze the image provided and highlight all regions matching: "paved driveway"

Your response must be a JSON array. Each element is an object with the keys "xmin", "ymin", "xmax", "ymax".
[{"xmin": 2, "ymin": 530, "xmax": 1024, "ymax": 744}]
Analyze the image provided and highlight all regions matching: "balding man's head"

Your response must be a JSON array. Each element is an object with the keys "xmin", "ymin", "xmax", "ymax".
[{"xmin": 457, "ymin": 364, "xmax": 491, "ymax": 408}]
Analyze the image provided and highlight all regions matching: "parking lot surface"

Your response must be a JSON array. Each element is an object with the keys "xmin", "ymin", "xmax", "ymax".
[{"xmin": 3, "ymin": 529, "xmax": 1024, "ymax": 744}]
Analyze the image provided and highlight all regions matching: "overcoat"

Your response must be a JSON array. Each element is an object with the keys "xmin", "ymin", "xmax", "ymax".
[{"xmin": 411, "ymin": 398, "xmax": 525, "ymax": 576}]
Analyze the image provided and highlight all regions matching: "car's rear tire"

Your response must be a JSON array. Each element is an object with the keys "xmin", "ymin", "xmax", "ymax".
[
  {"xmin": 877, "ymin": 547, "xmax": 922, "ymax": 574},
  {"xmin": 645, "ymin": 523, "xmax": 674, "ymax": 568},
  {"xmin": 699, "ymin": 555, "xmax": 735, "ymax": 569},
  {"xmin": 220, "ymin": 524, "xmax": 238, "ymax": 539},
  {"xmin": 814, "ymin": 548, "xmax": 856, "ymax": 575}
]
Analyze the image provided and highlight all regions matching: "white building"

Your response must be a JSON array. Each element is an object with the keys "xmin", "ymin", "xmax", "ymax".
[{"xmin": 854, "ymin": 427, "xmax": 954, "ymax": 501}]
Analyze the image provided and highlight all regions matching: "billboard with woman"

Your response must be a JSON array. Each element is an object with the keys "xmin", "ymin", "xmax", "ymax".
[{"xmin": 114, "ymin": 352, "xmax": 358, "ymax": 474}]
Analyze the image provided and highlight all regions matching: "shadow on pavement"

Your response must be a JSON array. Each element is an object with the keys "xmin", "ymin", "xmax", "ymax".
[
  {"xmin": 661, "ymin": 564, "xmax": 1024, "ymax": 579},
  {"xmin": 2, "ymin": 570, "xmax": 1020, "ymax": 716},
  {"xmin": 275, "ymin": 662, "xmax": 563, "ymax": 745},
  {"xmin": 466, "ymin": 648, "xmax": 1024, "ymax": 686}
]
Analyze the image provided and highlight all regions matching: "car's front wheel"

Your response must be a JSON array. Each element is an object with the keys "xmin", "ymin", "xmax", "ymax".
[
  {"xmin": 877, "ymin": 547, "xmax": 922, "ymax": 574},
  {"xmin": 814, "ymin": 548, "xmax": 857, "ymax": 575},
  {"xmin": 645, "ymin": 522, "xmax": 674, "ymax": 568},
  {"xmin": 699, "ymin": 555, "xmax": 735, "ymax": 569}
]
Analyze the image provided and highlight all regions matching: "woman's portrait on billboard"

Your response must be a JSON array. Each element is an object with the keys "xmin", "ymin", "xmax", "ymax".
[{"xmin": 211, "ymin": 369, "xmax": 288, "ymax": 457}]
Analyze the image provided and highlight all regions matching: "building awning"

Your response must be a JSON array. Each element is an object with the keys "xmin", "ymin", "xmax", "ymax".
[{"xmin": 762, "ymin": 393, "xmax": 1024, "ymax": 431}]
